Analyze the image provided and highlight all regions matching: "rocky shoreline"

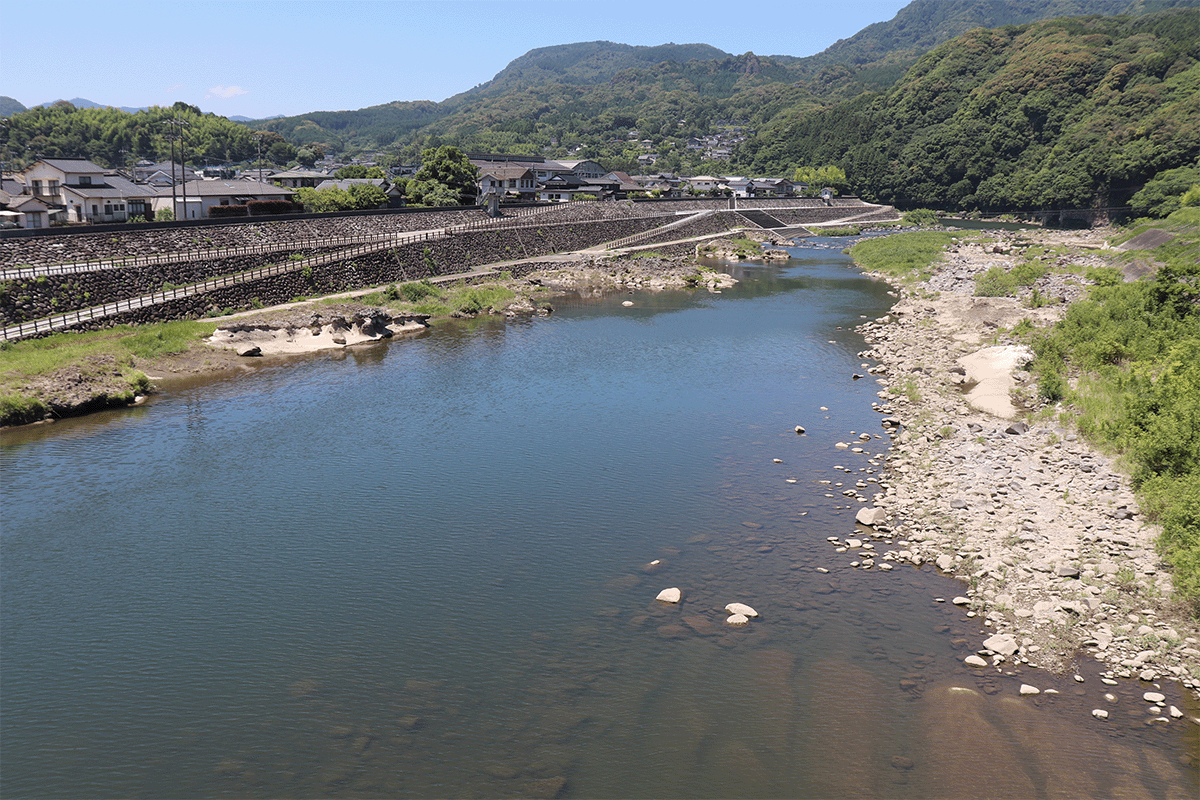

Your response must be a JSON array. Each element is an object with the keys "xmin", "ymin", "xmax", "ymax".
[{"xmin": 845, "ymin": 227, "xmax": 1200, "ymax": 711}]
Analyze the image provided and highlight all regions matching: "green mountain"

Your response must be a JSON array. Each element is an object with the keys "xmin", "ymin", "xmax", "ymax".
[
  {"xmin": 1, "ymin": 95, "xmax": 28, "ymax": 117},
  {"xmin": 742, "ymin": 8, "xmax": 1200, "ymax": 210},
  {"xmin": 245, "ymin": 0, "xmax": 1198, "ymax": 167}
]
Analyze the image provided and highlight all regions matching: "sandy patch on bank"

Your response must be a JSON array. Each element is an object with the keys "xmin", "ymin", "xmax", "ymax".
[
  {"xmin": 959, "ymin": 344, "xmax": 1033, "ymax": 419},
  {"xmin": 207, "ymin": 319, "xmax": 427, "ymax": 355}
]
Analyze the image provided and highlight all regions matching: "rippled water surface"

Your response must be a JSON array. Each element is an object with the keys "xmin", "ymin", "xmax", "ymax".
[{"xmin": 3, "ymin": 245, "xmax": 1196, "ymax": 798}]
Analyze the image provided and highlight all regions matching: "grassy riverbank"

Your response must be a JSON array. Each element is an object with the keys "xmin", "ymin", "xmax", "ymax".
[
  {"xmin": 1025, "ymin": 208, "xmax": 1200, "ymax": 606},
  {"xmin": 853, "ymin": 212, "xmax": 1200, "ymax": 614},
  {"xmin": 0, "ymin": 278, "xmax": 529, "ymax": 428}
]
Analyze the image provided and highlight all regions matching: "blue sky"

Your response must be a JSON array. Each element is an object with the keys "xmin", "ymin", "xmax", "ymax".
[{"xmin": 0, "ymin": 0, "xmax": 911, "ymax": 118}]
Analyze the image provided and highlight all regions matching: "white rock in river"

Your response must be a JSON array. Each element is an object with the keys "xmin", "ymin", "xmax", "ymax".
[
  {"xmin": 656, "ymin": 587, "xmax": 682, "ymax": 604},
  {"xmin": 725, "ymin": 602, "xmax": 758, "ymax": 618},
  {"xmin": 855, "ymin": 507, "xmax": 887, "ymax": 527},
  {"xmin": 1019, "ymin": 684, "xmax": 1040, "ymax": 696},
  {"xmin": 726, "ymin": 613, "xmax": 749, "ymax": 625},
  {"xmin": 952, "ymin": 596, "xmax": 971, "ymax": 606},
  {"xmin": 1092, "ymin": 709, "xmax": 1109, "ymax": 720},
  {"xmin": 1143, "ymin": 691, "xmax": 1166, "ymax": 703},
  {"xmin": 983, "ymin": 633, "xmax": 1019, "ymax": 657},
  {"xmin": 622, "ymin": 300, "xmax": 634, "ymax": 307},
  {"xmin": 964, "ymin": 655, "xmax": 988, "ymax": 667}
]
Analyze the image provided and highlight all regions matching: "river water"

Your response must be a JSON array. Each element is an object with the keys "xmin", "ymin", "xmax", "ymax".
[{"xmin": 2, "ymin": 243, "xmax": 1196, "ymax": 798}]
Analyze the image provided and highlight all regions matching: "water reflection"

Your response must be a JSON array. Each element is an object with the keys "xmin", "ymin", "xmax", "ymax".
[{"xmin": 1, "ymin": 249, "xmax": 1195, "ymax": 799}]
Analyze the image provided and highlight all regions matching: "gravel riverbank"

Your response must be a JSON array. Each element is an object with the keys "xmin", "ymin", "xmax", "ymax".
[{"xmin": 848, "ymin": 228, "xmax": 1200, "ymax": 711}]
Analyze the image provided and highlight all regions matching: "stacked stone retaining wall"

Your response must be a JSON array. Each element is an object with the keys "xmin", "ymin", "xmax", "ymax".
[{"xmin": 20, "ymin": 216, "xmax": 671, "ymax": 335}]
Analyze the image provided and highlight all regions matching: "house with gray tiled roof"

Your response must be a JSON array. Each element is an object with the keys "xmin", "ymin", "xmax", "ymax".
[
  {"xmin": 148, "ymin": 179, "xmax": 295, "ymax": 219},
  {"xmin": 0, "ymin": 190, "xmax": 54, "ymax": 229},
  {"xmin": 17, "ymin": 159, "xmax": 157, "ymax": 222},
  {"xmin": 269, "ymin": 169, "xmax": 333, "ymax": 188},
  {"xmin": 61, "ymin": 174, "xmax": 156, "ymax": 223}
]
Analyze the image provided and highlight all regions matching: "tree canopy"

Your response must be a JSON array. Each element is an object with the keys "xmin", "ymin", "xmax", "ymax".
[{"xmin": 406, "ymin": 146, "xmax": 478, "ymax": 206}]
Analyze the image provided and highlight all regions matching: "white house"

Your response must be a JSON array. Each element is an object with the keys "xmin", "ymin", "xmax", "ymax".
[
  {"xmin": 19, "ymin": 159, "xmax": 157, "ymax": 222},
  {"xmin": 686, "ymin": 175, "xmax": 722, "ymax": 194},
  {"xmin": 151, "ymin": 179, "xmax": 295, "ymax": 218},
  {"xmin": 0, "ymin": 191, "xmax": 54, "ymax": 229}
]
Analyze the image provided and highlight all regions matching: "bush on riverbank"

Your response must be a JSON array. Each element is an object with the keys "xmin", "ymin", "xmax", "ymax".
[{"xmin": 1029, "ymin": 209, "xmax": 1200, "ymax": 610}]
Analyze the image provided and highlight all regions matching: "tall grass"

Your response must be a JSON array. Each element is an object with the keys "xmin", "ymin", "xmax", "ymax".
[{"xmin": 850, "ymin": 231, "xmax": 959, "ymax": 283}]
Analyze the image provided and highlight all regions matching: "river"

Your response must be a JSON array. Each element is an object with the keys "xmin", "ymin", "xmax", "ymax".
[{"xmin": 2, "ymin": 242, "xmax": 1195, "ymax": 798}]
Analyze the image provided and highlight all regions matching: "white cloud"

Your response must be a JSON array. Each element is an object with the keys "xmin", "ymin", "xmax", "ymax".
[
  {"xmin": 205, "ymin": 85, "xmax": 248, "ymax": 99},
  {"xmin": 165, "ymin": 84, "xmax": 184, "ymax": 93}
]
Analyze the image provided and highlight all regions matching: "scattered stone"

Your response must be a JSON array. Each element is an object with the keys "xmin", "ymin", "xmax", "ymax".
[
  {"xmin": 983, "ymin": 634, "xmax": 1019, "ymax": 657},
  {"xmin": 964, "ymin": 655, "xmax": 988, "ymax": 667},
  {"xmin": 952, "ymin": 596, "xmax": 970, "ymax": 606},
  {"xmin": 795, "ymin": 425, "xmax": 806, "ymax": 434},
  {"xmin": 855, "ymin": 507, "xmax": 887, "ymax": 527},
  {"xmin": 1143, "ymin": 692, "xmax": 1166, "ymax": 704},
  {"xmin": 1092, "ymin": 709, "xmax": 1109, "ymax": 720},
  {"xmin": 1019, "ymin": 684, "xmax": 1040, "ymax": 696},
  {"xmin": 725, "ymin": 602, "xmax": 758, "ymax": 618},
  {"xmin": 726, "ymin": 614, "xmax": 749, "ymax": 625},
  {"xmin": 656, "ymin": 588, "xmax": 681, "ymax": 604}
]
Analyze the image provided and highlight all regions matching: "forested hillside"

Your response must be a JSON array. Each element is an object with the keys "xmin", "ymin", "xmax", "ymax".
[
  {"xmin": 743, "ymin": 9, "xmax": 1200, "ymax": 210},
  {"xmin": 0, "ymin": 101, "xmax": 297, "ymax": 171},
  {"xmin": 3, "ymin": 0, "xmax": 1198, "ymax": 212}
]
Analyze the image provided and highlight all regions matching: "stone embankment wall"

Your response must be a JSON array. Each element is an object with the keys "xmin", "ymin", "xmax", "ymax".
[
  {"xmin": 30, "ymin": 216, "xmax": 671, "ymax": 333},
  {"xmin": 0, "ymin": 209, "xmax": 484, "ymax": 269},
  {"xmin": 766, "ymin": 207, "xmax": 898, "ymax": 226},
  {"xmin": 622, "ymin": 211, "xmax": 748, "ymax": 248},
  {"xmin": 1, "ymin": 250, "xmax": 338, "ymax": 325}
]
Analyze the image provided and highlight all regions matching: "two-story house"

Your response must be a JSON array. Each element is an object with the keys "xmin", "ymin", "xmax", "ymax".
[{"xmin": 19, "ymin": 159, "xmax": 156, "ymax": 223}]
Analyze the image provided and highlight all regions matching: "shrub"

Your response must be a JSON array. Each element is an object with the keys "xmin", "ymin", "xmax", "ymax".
[
  {"xmin": 247, "ymin": 199, "xmax": 299, "ymax": 216},
  {"xmin": 155, "ymin": 208, "xmax": 175, "ymax": 222},
  {"xmin": 902, "ymin": 208, "xmax": 939, "ymax": 226},
  {"xmin": 208, "ymin": 204, "xmax": 249, "ymax": 218}
]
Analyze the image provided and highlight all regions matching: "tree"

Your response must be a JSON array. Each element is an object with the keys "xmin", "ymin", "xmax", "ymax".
[
  {"xmin": 347, "ymin": 183, "xmax": 387, "ymax": 209},
  {"xmin": 411, "ymin": 145, "xmax": 478, "ymax": 206},
  {"xmin": 1131, "ymin": 166, "xmax": 1200, "ymax": 218}
]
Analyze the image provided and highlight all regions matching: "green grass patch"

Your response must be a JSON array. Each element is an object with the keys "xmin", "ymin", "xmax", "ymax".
[
  {"xmin": 361, "ymin": 280, "xmax": 517, "ymax": 318},
  {"xmin": 850, "ymin": 231, "xmax": 959, "ymax": 283},
  {"xmin": 820, "ymin": 225, "xmax": 862, "ymax": 237},
  {"xmin": 974, "ymin": 260, "xmax": 1049, "ymax": 297}
]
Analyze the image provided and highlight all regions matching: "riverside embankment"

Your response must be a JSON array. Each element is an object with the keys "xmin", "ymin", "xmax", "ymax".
[{"xmin": 849, "ymin": 227, "xmax": 1200, "ymax": 714}]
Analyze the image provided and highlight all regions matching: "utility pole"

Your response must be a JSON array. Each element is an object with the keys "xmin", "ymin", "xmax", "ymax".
[
  {"xmin": 255, "ymin": 133, "xmax": 264, "ymax": 184},
  {"xmin": 179, "ymin": 117, "xmax": 190, "ymax": 219},
  {"xmin": 163, "ymin": 119, "xmax": 179, "ymax": 219}
]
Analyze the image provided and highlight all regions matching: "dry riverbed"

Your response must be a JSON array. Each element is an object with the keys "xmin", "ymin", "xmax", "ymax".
[{"xmin": 846, "ymin": 227, "xmax": 1200, "ymax": 716}]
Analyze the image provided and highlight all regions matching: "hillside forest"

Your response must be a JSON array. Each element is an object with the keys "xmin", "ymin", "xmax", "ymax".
[{"xmin": 1, "ymin": 2, "xmax": 1197, "ymax": 214}]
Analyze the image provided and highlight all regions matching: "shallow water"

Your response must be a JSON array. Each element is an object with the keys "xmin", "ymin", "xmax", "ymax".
[{"xmin": 2, "ymin": 243, "xmax": 1196, "ymax": 798}]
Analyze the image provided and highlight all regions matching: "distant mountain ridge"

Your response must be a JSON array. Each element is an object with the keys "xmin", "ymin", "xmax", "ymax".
[{"xmin": 247, "ymin": 0, "xmax": 1198, "ymax": 158}]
